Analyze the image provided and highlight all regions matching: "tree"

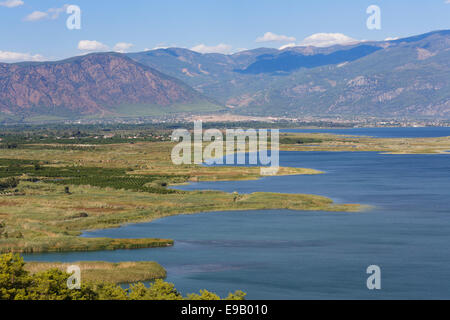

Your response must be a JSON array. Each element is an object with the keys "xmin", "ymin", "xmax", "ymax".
[
  {"xmin": 0, "ymin": 253, "xmax": 96, "ymax": 300},
  {"xmin": 225, "ymin": 290, "xmax": 247, "ymax": 300},
  {"xmin": 187, "ymin": 290, "xmax": 246, "ymax": 300},
  {"xmin": 23, "ymin": 269, "xmax": 97, "ymax": 300},
  {"xmin": 0, "ymin": 253, "xmax": 30, "ymax": 300},
  {"xmin": 0, "ymin": 253, "xmax": 246, "ymax": 301},
  {"xmin": 0, "ymin": 221, "xmax": 5, "ymax": 238},
  {"xmin": 128, "ymin": 280, "xmax": 183, "ymax": 300},
  {"xmin": 186, "ymin": 290, "xmax": 221, "ymax": 300},
  {"xmin": 92, "ymin": 282, "xmax": 128, "ymax": 300},
  {"xmin": 0, "ymin": 177, "xmax": 19, "ymax": 192}
]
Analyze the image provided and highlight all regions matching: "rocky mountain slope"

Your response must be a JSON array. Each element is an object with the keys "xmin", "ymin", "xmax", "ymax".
[
  {"xmin": 0, "ymin": 53, "xmax": 218, "ymax": 120},
  {"xmin": 129, "ymin": 30, "xmax": 450, "ymax": 118}
]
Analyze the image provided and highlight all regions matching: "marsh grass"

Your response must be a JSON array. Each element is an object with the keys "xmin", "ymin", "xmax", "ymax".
[
  {"xmin": 0, "ymin": 180, "xmax": 359, "ymax": 253},
  {"xmin": 0, "ymin": 138, "xmax": 361, "ymax": 254},
  {"xmin": 25, "ymin": 261, "xmax": 167, "ymax": 283},
  {"xmin": 279, "ymin": 133, "xmax": 450, "ymax": 154}
]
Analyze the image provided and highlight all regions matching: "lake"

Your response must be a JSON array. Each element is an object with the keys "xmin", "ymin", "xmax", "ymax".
[
  {"xmin": 24, "ymin": 127, "xmax": 450, "ymax": 299},
  {"xmin": 281, "ymin": 126, "xmax": 450, "ymax": 138}
]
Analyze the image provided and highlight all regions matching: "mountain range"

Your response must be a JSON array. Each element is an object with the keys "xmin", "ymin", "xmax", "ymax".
[
  {"xmin": 0, "ymin": 53, "xmax": 219, "ymax": 122},
  {"xmin": 1, "ymin": 30, "xmax": 449, "ymax": 122}
]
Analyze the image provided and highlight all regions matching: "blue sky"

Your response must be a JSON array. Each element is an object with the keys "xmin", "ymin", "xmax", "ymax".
[{"xmin": 1, "ymin": 0, "xmax": 449, "ymax": 62}]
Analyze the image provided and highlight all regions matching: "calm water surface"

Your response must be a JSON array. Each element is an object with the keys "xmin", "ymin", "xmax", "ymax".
[
  {"xmin": 24, "ymin": 128, "xmax": 450, "ymax": 299},
  {"xmin": 281, "ymin": 126, "xmax": 450, "ymax": 138}
]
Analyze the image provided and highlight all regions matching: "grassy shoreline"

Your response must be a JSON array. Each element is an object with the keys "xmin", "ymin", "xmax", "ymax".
[
  {"xmin": 0, "ymin": 182, "xmax": 362, "ymax": 254},
  {"xmin": 279, "ymin": 133, "xmax": 450, "ymax": 154},
  {"xmin": 25, "ymin": 261, "xmax": 167, "ymax": 284},
  {"xmin": 0, "ymin": 138, "xmax": 368, "ymax": 255}
]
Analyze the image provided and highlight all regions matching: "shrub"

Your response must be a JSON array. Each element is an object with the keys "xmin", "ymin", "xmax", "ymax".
[
  {"xmin": 0, "ymin": 253, "xmax": 246, "ymax": 301},
  {"xmin": 0, "ymin": 177, "xmax": 19, "ymax": 191}
]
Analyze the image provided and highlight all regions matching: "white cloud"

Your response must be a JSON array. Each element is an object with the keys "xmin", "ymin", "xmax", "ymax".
[
  {"xmin": 299, "ymin": 33, "xmax": 358, "ymax": 47},
  {"xmin": 256, "ymin": 32, "xmax": 296, "ymax": 43},
  {"xmin": 446, "ymin": 0, "xmax": 450, "ymax": 4},
  {"xmin": 78, "ymin": 40, "xmax": 135, "ymax": 53},
  {"xmin": 47, "ymin": 5, "xmax": 69, "ymax": 19},
  {"xmin": 150, "ymin": 43, "xmax": 180, "ymax": 50},
  {"xmin": 191, "ymin": 43, "xmax": 232, "ymax": 54},
  {"xmin": 113, "ymin": 42, "xmax": 134, "ymax": 53},
  {"xmin": 151, "ymin": 43, "xmax": 169, "ymax": 50},
  {"xmin": 275, "ymin": 33, "xmax": 359, "ymax": 50},
  {"xmin": 279, "ymin": 43, "xmax": 297, "ymax": 50},
  {"xmin": 24, "ymin": 11, "xmax": 48, "ymax": 22},
  {"xmin": 23, "ymin": 5, "xmax": 69, "ymax": 22},
  {"xmin": 384, "ymin": 37, "xmax": 399, "ymax": 41},
  {"xmin": 151, "ymin": 46, "xmax": 168, "ymax": 50},
  {"xmin": 0, "ymin": 0, "xmax": 24, "ymax": 7},
  {"xmin": 78, "ymin": 40, "xmax": 109, "ymax": 52},
  {"xmin": 0, "ymin": 50, "xmax": 44, "ymax": 62}
]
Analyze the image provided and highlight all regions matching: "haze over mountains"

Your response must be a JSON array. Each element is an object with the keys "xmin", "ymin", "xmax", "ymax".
[{"xmin": 1, "ymin": 30, "xmax": 449, "ymax": 122}]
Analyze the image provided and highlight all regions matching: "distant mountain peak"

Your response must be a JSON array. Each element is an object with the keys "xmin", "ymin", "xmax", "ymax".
[{"xmin": 127, "ymin": 30, "xmax": 450, "ymax": 119}]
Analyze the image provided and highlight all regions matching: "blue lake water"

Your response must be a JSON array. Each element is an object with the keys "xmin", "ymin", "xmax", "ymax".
[
  {"xmin": 24, "ymin": 128, "xmax": 450, "ymax": 299},
  {"xmin": 281, "ymin": 126, "xmax": 450, "ymax": 138}
]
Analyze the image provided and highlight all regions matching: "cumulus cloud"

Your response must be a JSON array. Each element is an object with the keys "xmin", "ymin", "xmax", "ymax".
[
  {"xmin": 47, "ymin": 5, "xmax": 69, "ymax": 19},
  {"xmin": 78, "ymin": 40, "xmax": 109, "ymax": 52},
  {"xmin": 0, "ymin": 0, "xmax": 24, "ymax": 7},
  {"xmin": 23, "ymin": 5, "xmax": 69, "ymax": 22},
  {"xmin": 78, "ymin": 41, "xmax": 135, "ymax": 53},
  {"xmin": 151, "ymin": 46, "xmax": 168, "ymax": 50},
  {"xmin": 256, "ymin": 32, "xmax": 296, "ymax": 43},
  {"xmin": 150, "ymin": 43, "xmax": 181, "ymax": 50},
  {"xmin": 299, "ymin": 33, "xmax": 358, "ymax": 47},
  {"xmin": 191, "ymin": 43, "xmax": 232, "ymax": 54},
  {"xmin": 24, "ymin": 11, "xmax": 48, "ymax": 22},
  {"xmin": 279, "ymin": 43, "xmax": 297, "ymax": 50},
  {"xmin": 0, "ymin": 50, "xmax": 44, "ymax": 62},
  {"xmin": 113, "ymin": 42, "xmax": 134, "ymax": 53},
  {"xmin": 275, "ymin": 33, "xmax": 359, "ymax": 50}
]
